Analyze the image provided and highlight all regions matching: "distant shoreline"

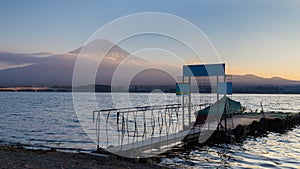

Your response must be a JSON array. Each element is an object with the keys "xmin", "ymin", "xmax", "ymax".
[
  {"xmin": 1, "ymin": 84, "xmax": 300, "ymax": 94},
  {"xmin": 1, "ymin": 90, "xmax": 300, "ymax": 95}
]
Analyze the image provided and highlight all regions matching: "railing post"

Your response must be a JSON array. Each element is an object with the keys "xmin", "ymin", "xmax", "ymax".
[
  {"xmin": 188, "ymin": 76, "xmax": 191, "ymax": 126},
  {"xmin": 182, "ymin": 76, "xmax": 185, "ymax": 129}
]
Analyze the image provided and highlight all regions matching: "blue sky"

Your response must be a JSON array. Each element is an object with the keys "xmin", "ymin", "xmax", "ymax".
[{"xmin": 0, "ymin": 0, "xmax": 300, "ymax": 79}]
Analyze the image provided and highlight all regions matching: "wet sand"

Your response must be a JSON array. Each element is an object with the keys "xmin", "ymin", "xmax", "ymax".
[{"xmin": 0, "ymin": 145, "xmax": 167, "ymax": 169}]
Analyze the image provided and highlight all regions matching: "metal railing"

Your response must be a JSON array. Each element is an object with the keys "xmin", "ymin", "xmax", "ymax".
[{"xmin": 92, "ymin": 103, "xmax": 209, "ymax": 157}]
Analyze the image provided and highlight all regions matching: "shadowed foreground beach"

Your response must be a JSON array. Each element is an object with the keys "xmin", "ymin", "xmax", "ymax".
[{"xmin": 0, "ymin": 145, "xmax": 166, "ymax": 169}]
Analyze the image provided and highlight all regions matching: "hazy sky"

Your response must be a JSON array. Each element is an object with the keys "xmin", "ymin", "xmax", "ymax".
[{"xmin": 0, "ymin": 0, "xmax": 299, "ymax": 80}]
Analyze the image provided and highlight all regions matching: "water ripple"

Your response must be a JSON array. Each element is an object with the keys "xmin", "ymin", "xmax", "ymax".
[{"xmin": 1, "ymin": 93, "xmax": 300, "ymax": 167}]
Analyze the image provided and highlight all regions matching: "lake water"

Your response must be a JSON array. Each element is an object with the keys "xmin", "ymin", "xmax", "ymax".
[{"xmin": 0, "ymin": 92, "xmax": 300, "ymax": 168}]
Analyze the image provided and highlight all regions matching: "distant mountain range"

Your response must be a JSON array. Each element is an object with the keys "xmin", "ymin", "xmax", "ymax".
[
  {"xmin": 0, "ymin": 39, "xmax": 300, "ymax": 92},
  {"xmin": 232, "ymin": 74, "xmax": 300, "ymax": 86}
]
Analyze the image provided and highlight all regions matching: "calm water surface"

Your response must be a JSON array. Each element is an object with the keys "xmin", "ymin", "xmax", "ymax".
[{"xmin": 0, "ymin": 92, "xmax": 300, "ymax": 168}]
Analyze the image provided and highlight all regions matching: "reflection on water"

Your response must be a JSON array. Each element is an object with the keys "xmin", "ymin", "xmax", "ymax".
[
  {"xmin": 161, "ymin": 128, "xmax": 300, "ymax": 168},
  {"xmin": 0, "ymin": 92, "xmax": 300, "ymax": 168}
]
